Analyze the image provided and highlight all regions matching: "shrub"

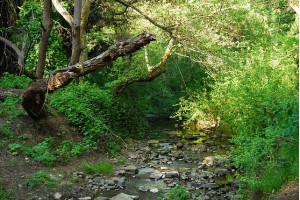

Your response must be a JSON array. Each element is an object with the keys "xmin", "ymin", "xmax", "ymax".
[
  {"xmin": 159, "ymin": 185, "xmax": 189, "ymax": 200},
  {"xmin": 27, "ymin": 171, "xmax": 59, "ymax": 189},
  {"xmin": 82, "ymin": 162, "xmax": 115, "ymax": 174}
]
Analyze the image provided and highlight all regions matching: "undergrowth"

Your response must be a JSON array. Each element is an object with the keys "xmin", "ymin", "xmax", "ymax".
[{"xmin": 82, "ymin": 162, "xmax": 115, "ymax": 174}]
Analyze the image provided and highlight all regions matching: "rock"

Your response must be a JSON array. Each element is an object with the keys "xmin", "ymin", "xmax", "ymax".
[
  {"xmin": 180, "ymin": 172, "xmax": 189, "ymax": 180},
  {"xmin": 115, "ymin": 170, "xmax": 126, "ymax": 176},
  {"xmin": 111, "ymin": 193, "xmax": 134, "ymax": 200},
  {"xmin": 214, "ymin": 168, "xmax": 228, "ymax": 176},
  {"xmin": 105, "ymin": 178, "xmax": 116, "ymax": 186},
  {"xmin": 171, "ymin": 151, "xmax": 184, "ymax": 159},
  {"xmin": 149, "ymin": 170, "xmax": 163, "ymax": 179},
  {"xmin": 12, "ymin": 152, "xmax": 18, "ymax": 156},
  {"xmin": 54, "ymin": 193, "xmax": 62, "ymax": 200},
  {"xmin": 231, "ymin": 180, "xmax": 239, "ymax": 188},
  {"xmin": 73, "ymin": 172, "xmax": 85, "ymax": 178},
  {"xmin": 148, "ymin": 140, "xmax": 159, "ymax": 147},
  {"xmin": 138, "ymin": 185, "xmax": 148, "ymax": 192},
  {"xmin": 114, "ymin": 177, "xmax": 126, "ymax": 187},
  {"xmin": 198, "ymin": 164, "xmax": 207, "ymax": 170},
  {"xmin": 150, "ymin": 188, "xmax": 159, "ymax": 193},
  {"xmin": 94, "ymin": 197, "xmax": 109, "ymax": 200},
  {"xmin": 191, "ymin": 144, "xmax": 206, "ymax": 152},
  {"xmin": 120, "ymin": 165, "xmax": 139, "ymax": 175},
  {"xmin": 175, "ymin": 142, "xmax": 183, "ymax": 149},
  {"xmin": 203, "ymin": 156, "xmax": 215, "ymax": 167},
  {"xmin": 198, "ymin": 195, "xmax": 210, "ymax": 200},
  {"xmin": 140, "ymin": 146, "xmax": 151, "ymax": 152},
  {"xmin": 128, "ymin": 152, "xmax": 139, "ymax": 159},
  {"xmin": 198, "ymin": 171, "xmax": 214, "ymax": 179},
  {"xmin": 201, "ymin": 183, "xmax": 219, "ymax": 189},
  {"xmin": 78, "ymin": 197, "xmax": 92, "ymax": 200},
  {"xmin": 167, "ymin": 182, "xmax": 177, "ymax": 187},
  {"xmin": 165, "ymin": 171, "xmax": 179, "ymax": 178}
]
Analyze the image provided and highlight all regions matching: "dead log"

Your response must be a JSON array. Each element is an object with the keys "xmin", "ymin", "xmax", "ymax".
[{"xmin": 21, "ymin": 32, "xmax": 156, "ymax": 118}]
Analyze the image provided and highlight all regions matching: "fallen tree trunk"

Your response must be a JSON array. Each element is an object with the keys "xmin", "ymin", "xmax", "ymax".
[{"xmin": 21, "ymin": 32, "xmax": 156, "ymax": 118}]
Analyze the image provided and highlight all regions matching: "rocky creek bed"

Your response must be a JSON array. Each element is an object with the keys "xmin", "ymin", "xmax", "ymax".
[{"xmin": 31, "ymin": 119, "xmax": 240, "ymax": 200}]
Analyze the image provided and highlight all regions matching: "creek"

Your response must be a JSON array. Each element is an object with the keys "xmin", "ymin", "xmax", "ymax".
[{"xmin": 89, "ymin": 118, "xmax": 239, "ymax": 200}]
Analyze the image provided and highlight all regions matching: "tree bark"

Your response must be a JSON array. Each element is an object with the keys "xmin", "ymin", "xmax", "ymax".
[
  {"xmin": 21, "ymin": 32, "xmax": 156, "ymax": 118},
  {"xmin": 36, "ymin": 0, "xmax": 53, "ymax": 78},
  {"xmin": 113, "ymin": 35, "xmax": 175, "ymax": 93},
  {"xmin": 79, "ymin": 0, "xmax": 91, "ymax": 63},
  {"xmin": 69, "ymin": 0, "xmax": 82, "ymax": 66}
]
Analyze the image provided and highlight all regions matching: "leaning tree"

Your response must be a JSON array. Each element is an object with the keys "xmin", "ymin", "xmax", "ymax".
[{"xmin": 0, "ymin": 0, "xmax": 177, "ymax": 118}]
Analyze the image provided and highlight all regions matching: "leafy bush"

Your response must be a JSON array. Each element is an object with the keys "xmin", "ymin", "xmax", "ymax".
[
  {"xmin": 158, "ymin": 185, "xmax": 189, "ymax": 200},
  {"xmin": 24, "ymin": 137, "xmax": 57, "ymax": 166},
  {"xmin": 0, "ymin": 72, "xmax": 30, "ymax": 89},
  {"xmin": 8, "ymin": 143, "xmax": 21, "ymax": 153},
  {"xmin": 27, "ymin": 171, "xmax": 59, "ymax": 189},
  {"xmin": 82, "ymin": 162, "xmax": 115, "ymax": 174},
  {"xmin": 55, "ymin": 140, "xmax": 86, "ymax": 163},
  {"xmin": 174, "ymin": 5, "xmax": 298, "ymax": 199},
  {"xmin": 49, "ymin": 83, "xmax": 148, "ymax": 151}
]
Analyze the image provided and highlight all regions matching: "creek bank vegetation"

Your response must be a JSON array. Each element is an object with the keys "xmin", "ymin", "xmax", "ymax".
[{"xmin": 0, "ymin": 0, "xmax": 299, "ymax": 199}]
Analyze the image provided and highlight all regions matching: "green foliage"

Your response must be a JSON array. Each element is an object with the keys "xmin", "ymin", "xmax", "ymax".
[
  {"xmin": 0, "ymin": 97, "xmax": 24, "ymax": 140},
  {"xmin": 174, "ymin": 2, "xmax": 298, "ymax": 199},
  {"xmin": 49, "ymin": 83, "xmax": 112, "ymax": 138},
  {"xmin": 82, "ymin": 162, "xmax": 115, "ymax": 174},
  {"xmin": 49, "ymin": 83, "xmax": 148, "ymax": 150},
  {"xmin": 0, "ymin": 97, "xmax": 24, "ymax": 119},
  {"xmin": 0, "ymin": 185, "xmax": 13, "ymax": 200},
  {"xmin": 22, "ymin": 137, "xmax": 87, "ymax": 166},
  {"xmin": 24, "ymin": 137, "xmax": 57, "ymax": 166},
  {"xmin": 158, "ymin": 185, "xmax": 189, "ymax": 200},
  {"xmin": 15, "ymin": 0, "xmax": 68, "ymax": 72},
  {"xmin": 0, "ymin": 73, "xmax": 31, "ymax": 89},
  {"xmin": 55, "ymin": 140, "xmax": 86, "ymax": 163},
  {"xmin": 27, "ymin": 171, "xmax": 58, "ymax": 189},
  {"xmin": 8, "ymin": 143, "xmax": 21, "ymax": 153}
]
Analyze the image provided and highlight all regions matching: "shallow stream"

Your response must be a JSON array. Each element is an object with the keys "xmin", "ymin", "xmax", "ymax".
[{"xmin": 94, "ymin": 118, "xmax": 239, "ymax": 200}]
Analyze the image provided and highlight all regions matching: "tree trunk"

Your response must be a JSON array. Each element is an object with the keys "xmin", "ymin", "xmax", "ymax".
[
  {"xmin": 69, "ymin": 0, "xmax": 82, "ymax": 66},
  {"xmin": 21, "ymin": 32, "xmax": 156, "ymax": 118},
  {"xmin": 36, "ymin": 0, "xmax": 53, "ymax": 78},
  {"xmin": 79, "ymin": 0, "xmax": 91, "ymax": 63}
]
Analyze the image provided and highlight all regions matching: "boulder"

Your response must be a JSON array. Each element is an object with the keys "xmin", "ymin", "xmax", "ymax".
[
  {"xmin": 120, "ymin": 165, "xmax": 139, "ymax": 175},
  {"xmin": 201, "ymin": 183, "xmax": 219, "ymax": 189},
  {"xmin": 111, "ymin": 193, "xmax": 134, "ymax": 200},
  {"xmin": 149, "ymin": 170, "xmax": 163, "ymax": 179}
]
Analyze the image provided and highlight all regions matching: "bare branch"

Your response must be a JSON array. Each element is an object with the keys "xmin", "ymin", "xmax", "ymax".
[
  {"xmin": 113, "ymin": 35, "xmax": 175, "ymax": 93},
  {"xmin": 0, "ymin": 36, "xmax": 22, "ymax": 56},
  {"xmin": 52, "ymin": 0, "xmax": 73, "ymax": 26},
  {"xmin": 115, "ymin": 0, "xmax": 174, "ymax": 34},
  {"xmin": 289, "ymin": 1, "xmax": 300, "ymax": 15}
]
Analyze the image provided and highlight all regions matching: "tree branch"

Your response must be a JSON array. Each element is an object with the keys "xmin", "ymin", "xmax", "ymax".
[
  {"xmin": 115, "ymin": 0, "xmax": 174, "ymax": 34},
  {"xmin": 113, "ymin": 34, "xmax": 175, "ymax": 93},
  {"xmin": 289, "ymin": 1, "xmax": 300, "ymax": 15},
  {"xmin": 52, "ymin": 0, "xmax": 73, "ymax": 26},
  {"xmin": 0, "ymin": 36, "xmax": 21, "ymax": 57},
  {"xmin": 46, "ymin": 32, "xmax": 156, "ymax": 91}
]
